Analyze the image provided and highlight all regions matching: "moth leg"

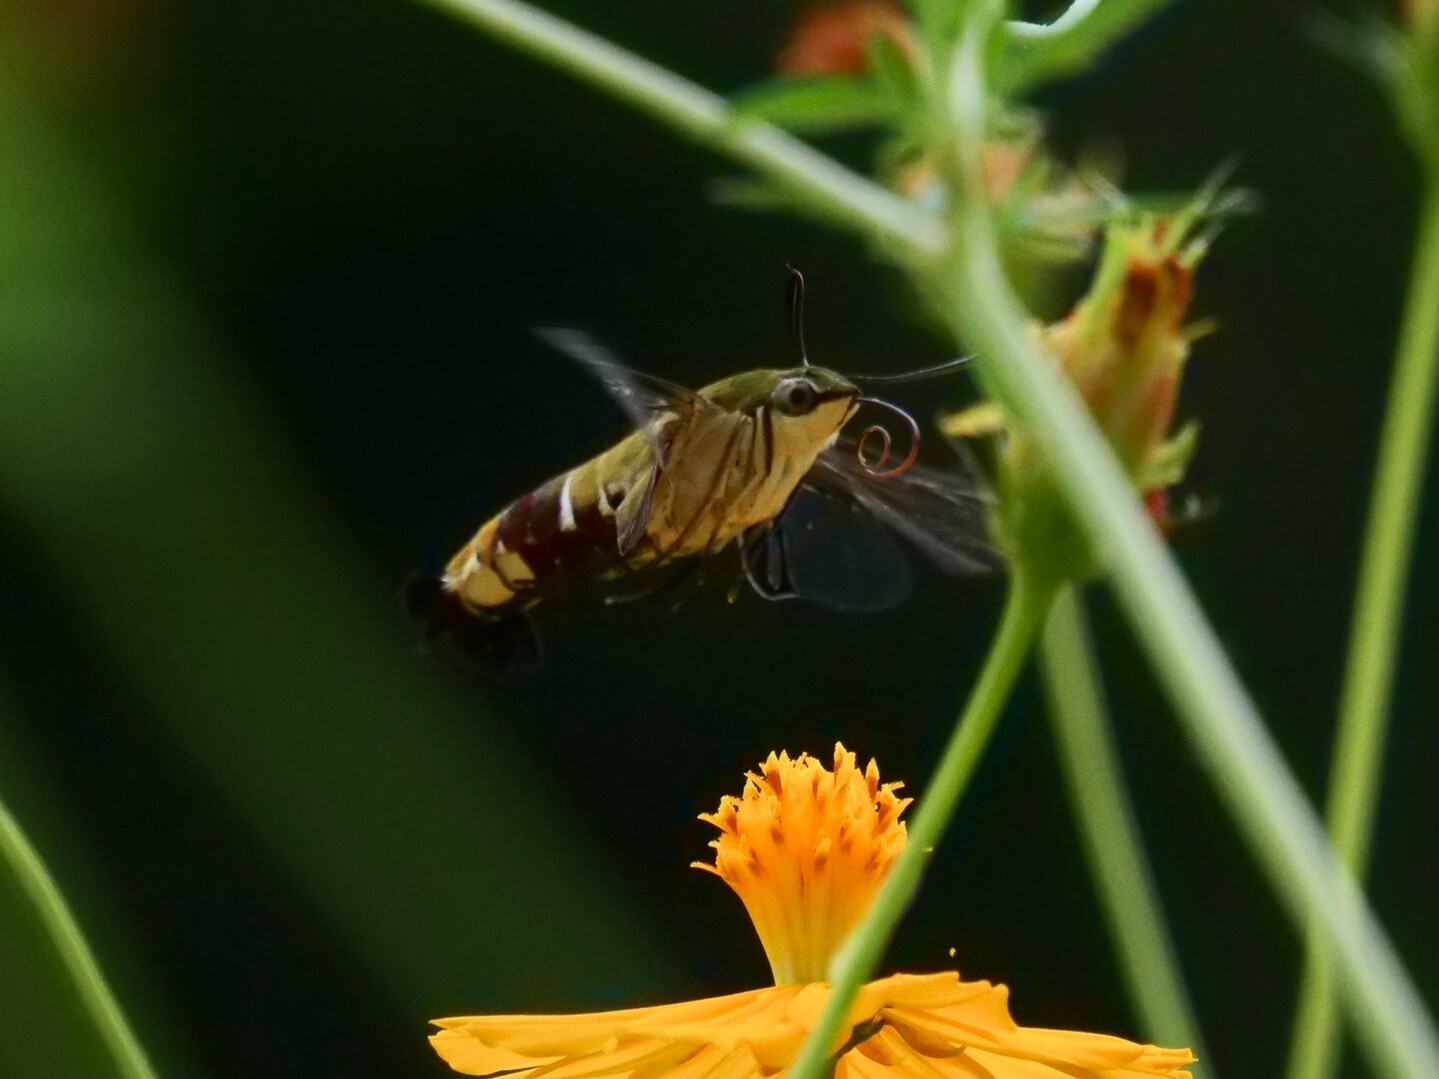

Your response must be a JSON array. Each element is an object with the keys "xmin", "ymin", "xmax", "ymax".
[
  {"xmin": 602, "ymin": 559, "xmax": 702, "ymax": 606},
  {"xmin": 737, "ymin": 526, "xmax": 798, "ymax": 603}
]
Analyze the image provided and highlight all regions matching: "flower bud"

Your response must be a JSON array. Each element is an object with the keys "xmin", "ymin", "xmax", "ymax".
[{"xmin": 945, "ymin": 212, "xmax": 1210, "ymax": 579}]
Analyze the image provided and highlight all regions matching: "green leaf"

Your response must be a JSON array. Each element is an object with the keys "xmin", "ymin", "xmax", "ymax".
[
  {"xmin": 728, "ymin": 76, "xmax": 897, "ymax": 134},
  {"xmin": 866, "ymin": 32, "xmax": 920, "ymax": 107},
  {"xmin": 905, "ymin": 0, "xmax": 961, "ymax": 53}
]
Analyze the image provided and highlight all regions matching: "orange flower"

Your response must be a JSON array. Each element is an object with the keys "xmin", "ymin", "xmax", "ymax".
[
  {"xmin": 694, "ymin": 747, "xmax": 908, "ymax": 985},
  {"xmin": 776, "ymin": 1, "xmax": 913, "ymax": 78},
  {"xmin": 430, "ymin": 746, "xmax": 1194, "ymax": 1079}
]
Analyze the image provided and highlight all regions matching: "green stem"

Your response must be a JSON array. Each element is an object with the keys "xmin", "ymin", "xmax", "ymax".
[
  {"xmin": 1285, "ymin": 178, "xmax": 1439, "ymax": 1079},
  {"xmin": 941, "ymin": 9, "xmax": 1439, "ymax": 1079},
  {"xmin": 0, "ymin": 792, "xmax": 158, "ymax": 1079},
  {"xmin": 786, "ymin": 573, "xmax": 1051, "ymax": 1079},
  {"xmin": 416, "ymin": 0, "xmax": 943, "ymax": 254},
  {"xmin": 998, "ymin": 0, "xmax": 1180, "ymax": 92},
  {"xmin": 1041, "ymin": 585, "xmax": 1208, "ymax": 1070}
]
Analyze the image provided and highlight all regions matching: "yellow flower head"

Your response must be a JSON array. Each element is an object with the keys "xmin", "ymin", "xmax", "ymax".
[
  {"xmin": 694, "ymin": 745, "xmax": 909, "ymax": 985},
  {"xmin": 430, "ymin": 745, "xmax": 1196, "ymax": 1079}
]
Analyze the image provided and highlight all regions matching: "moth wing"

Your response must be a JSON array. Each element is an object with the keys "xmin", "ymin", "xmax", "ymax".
[
  {"xmin": 535, "ymin": 329, "xmax": 706, "ymax": 558},
  {"xmin": 533, "ymin": 327, "xmax": 709, "ymax": 427},
  {"xmin": 806, "ymin": 445, "xmax": 999, "ymax": 577},
  {"xmin": 614, "ymin": 456, "xmax": 661, "ymax": 556},
  {"xmin": 743, "ymin": 483, "xmax": 913, "ymax": 612}
]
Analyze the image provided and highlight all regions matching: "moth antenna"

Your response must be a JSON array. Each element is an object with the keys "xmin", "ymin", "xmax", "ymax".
[
  {"xmin": 785, "ymin": 264, "xmax": 811, "ymax": 368},
  {"xmin": 855, "ymin": 396, "xmax": 921, "ymax": 479},
  {"xmin": 850, "ymin": 355, "xmax": 973, "ymax": 385}
]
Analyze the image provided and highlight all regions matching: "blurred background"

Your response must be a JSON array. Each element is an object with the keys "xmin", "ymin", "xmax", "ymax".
[{"xmin": 0, "ymin": 0, "xmax": 1435, "ymax": 1076}]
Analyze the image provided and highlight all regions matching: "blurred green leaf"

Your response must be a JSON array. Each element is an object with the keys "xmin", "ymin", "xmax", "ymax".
[
  {"xmin": 729, "ymin": 76, "xmax": 898, "ymax": 133},
  {"xmin": 0, "ymin": 69, "xmax": 676, "ymax": 1075},
  {"xmin": 866, "ymin": 33, "xmax": 920, "ymax": 109}
]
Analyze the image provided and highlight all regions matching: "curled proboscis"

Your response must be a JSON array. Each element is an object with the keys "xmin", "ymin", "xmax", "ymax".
[{"xmin": 855, "ymin": 397, "xmax": 920, "ymax": 479}]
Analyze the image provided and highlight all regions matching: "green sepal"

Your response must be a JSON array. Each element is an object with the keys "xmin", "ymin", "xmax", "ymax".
[{"xmin": 1137, "ymin": 420, "xmax": 1200, "ymax": 492}]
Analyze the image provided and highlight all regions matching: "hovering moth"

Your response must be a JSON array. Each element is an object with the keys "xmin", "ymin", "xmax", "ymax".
[{"xmin": 409, "ymin": 274, "xmax": 995, "ymax": 667}]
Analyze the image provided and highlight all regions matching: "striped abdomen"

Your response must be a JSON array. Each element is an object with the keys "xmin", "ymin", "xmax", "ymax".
[
  {"xmin": 441, "ymin": 400, "xmax": 845, "ymax": 617},
  {"xmin": 441, "ymin": 437, "xmax": 646, "ymax": 615}
]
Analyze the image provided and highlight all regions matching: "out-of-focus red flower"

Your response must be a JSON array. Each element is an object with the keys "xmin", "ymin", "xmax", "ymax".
[
  {"xmin": 1401, "ymin": 0, "xmax": 1439, "ymax": 35},
  {"xmin": 776, "ymin": 0, "xmax": 913, "ymax": 77},
  {"xmin": 1, "ymin": 0, "xmax": 160, "ymax": 100}
]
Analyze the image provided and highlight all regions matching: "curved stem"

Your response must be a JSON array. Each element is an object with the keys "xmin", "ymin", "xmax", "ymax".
[
  {"xmin": 785, "ymin": 573, "xmax": 1052, "ymax": 1079},
  {"xmin": 1285, "ymin": 179, "xmax": 1439, "ymax": 1079},
  {"xmin": 998, "ymin": 0, "xmax": 1180, "ymax": 92},
  {"xmin": 1041, "ymin": 586, "xmax": 1208, "ymax": 1072},
  {"xmin": 416, "ymin": 0, "xmax": 943, "ymax": 254},
  {"xmin": 942, "ymin": 10, "xmax": 1439, "ymax": 1079},
  {"xmin": 0, "ymin": 791, "xmax": 158, "ymax": 1079}
]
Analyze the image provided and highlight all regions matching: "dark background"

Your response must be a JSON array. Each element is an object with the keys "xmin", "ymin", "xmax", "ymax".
[{"xmin": 0, "ymin": 0, "xmax": 1435, "ymax": 1076}]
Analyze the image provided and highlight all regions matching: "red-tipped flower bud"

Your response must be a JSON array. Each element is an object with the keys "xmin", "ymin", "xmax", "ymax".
[{"xmin": 945, "ymin": 211, "xmax": 1212, "ymax": 577}]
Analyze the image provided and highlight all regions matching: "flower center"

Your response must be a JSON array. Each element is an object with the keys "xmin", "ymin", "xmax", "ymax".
[{"xmin": 694, "ymin": 744, "xmax": 910, "ymax": 985}]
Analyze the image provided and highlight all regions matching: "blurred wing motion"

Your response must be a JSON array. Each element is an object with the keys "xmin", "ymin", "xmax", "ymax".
[
  {"xmin": 742, "ymin": 445, "xmax": 997, "ymax": 613},
  {"xmin": 742, "ymin": 483, "xmax": 913, "ymax": 612},
  {"xmin": 531, "ymin": 330, "xmax": 709, "ymax": 552},
  {"xmin": 806, "ymin": 443, "xmax": 998, "ymax": 577},
  {"xmin": 534, "ymin": 327, "xmax": 709, "ymax": 426}
]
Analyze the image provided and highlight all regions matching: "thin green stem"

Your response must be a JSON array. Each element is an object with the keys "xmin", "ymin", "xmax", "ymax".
[
  {"xmin": 1041, "ymin": 585, "xmax": 1208, "ymax": 1070},
  {"xmin": 942, "ymin": 11, "xmax": 1439, "ymax": 1078},
  {"xmin": 785, "ymin": 573, "xmax": 1051, "ymax": 1079},
  {"xmin": 998, "ymin": 0, "xmax": 1180, "ymax": 92},
  {"xmin": 416, "ymin": 0, "xmax": 944, "ymax": 254},
  {"xmin": 1285, "ymin": 179, "xmax": 1439, "ymax": 1079},
  {"xmin": 0, "ymin": 792, "xmax": 158, "ymax": 1079}
]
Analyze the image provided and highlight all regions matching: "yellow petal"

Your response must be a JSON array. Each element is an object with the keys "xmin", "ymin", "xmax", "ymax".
[
  {"xmin": 941, "ymin": 402, "xmax": 1007, "ymax": 439},
  {"xmin": 431, "ymin": 986, "xmax": 796, "ymax": 1078},
  {"xmin": 426, "ymin": 1031, "xmax": 565, "ymax": 1077},
  {"xmin": 866, "ymin": 971, "xmax": 1192, "ymax": 1078},
  {"xmin": 432, "ymin": 974, "xmax": 1191, "ymax": 1079}
]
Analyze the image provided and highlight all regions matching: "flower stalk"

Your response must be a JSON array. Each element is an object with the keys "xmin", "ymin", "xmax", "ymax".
[
  {"xmin": 414, "ymin": 0, "xmax": 943, "ymax": 254},
  {"xmin": 1041, "ymin": 585, "xmax": 1208, "ymax": 1073},
  {"xmin": 785, "ymin": 571, "xmax": 1052, "ymax": 1079},
  {"xmin": 0, "ymin": 788, "xmax": 158, "ymax": 1079},
  {"xmin": 1284, "ymin": 148, "xmax": 1439, "ymax": 1079}
]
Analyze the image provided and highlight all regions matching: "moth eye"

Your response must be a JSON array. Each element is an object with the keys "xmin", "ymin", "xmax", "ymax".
[{"xmin": 774, "ymin": 378, "xmax": 818, "ymax": 416}]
